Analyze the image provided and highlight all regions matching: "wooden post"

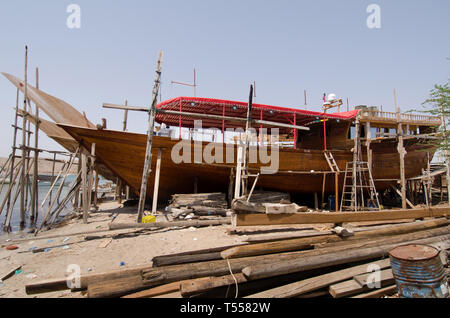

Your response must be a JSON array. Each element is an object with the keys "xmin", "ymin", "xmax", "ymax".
[
  {"xmin": 228, "ymin": 168, "xmax": 235, "ymax": 206},
  {"xmin": 82, "ymin": 152, "xmax": 88, "ymax": 223},
  {"xmin": 193, "ymin": 176, "xmax": 198, "ymax": 194},
  {"xmin": 335, "ymin": 172, "xmax": 339, "ymax": 212},
  {"xmin": 87, "ymin": 143, "xmax": 96, "ymax": 211},
  {"xmin": 427, "ymin": 152, "xmax": 432, "ymax": 205},
  {"xmin": 123, "ymin": 100, "xmax": 130, "ymax": 201},
  {"xmin": 7, "ymin": 89, "xmax": 20, "ymax": 214},
  {"xmin": 117, "ymin": 179, "xmax": 122, "ymax": 204},
  {"xmin": 365, "ymin": 122, "xmax": 372, "ymax": 171},
  {"xmin": 234, "ymin": 145, "xmax": 243, "ymax": 199},
  {"xmin": 321, "ymin": 173, "xmax": 326, "ymax": 209},
  {"xmin": 122, "ymin": 100, "xmax": 128, "ymax": 131},
  {"xmin": 93, "ymin": 170, "xmax": 99, "ymax": 209},
  {"xmin": 137, "ymin": 51, "xmax": 163, "ymax": 223},
  {"xmin": 394, "ymin": 89, "xmax": 407, "ymax": 209},
  {"xmin": 20, "ymin": 46, "xmax": 29, "ymax": 227},
  {"xmin": 352, "ymin": 115, "xmax": 361, "ymax": 211},
  {"xmin": 314, "ymin": 192, "xmax": 318, "ymax": 210},
  {"xmin": 151, "ymin": 149, "xmax": 162, "ymax": 214},
  {"xmin": 73, "ymin": 152, "xmax": 81, "ymax": 210},
  {"xmin": 241, "ymin": 84, "xmax": 254, "ymax": 196},
  {"xmin": 31, "ymin": 67, "xmax": 39, "ymax": 222}
]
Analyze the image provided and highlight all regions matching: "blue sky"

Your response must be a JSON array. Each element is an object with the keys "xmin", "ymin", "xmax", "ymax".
[{"xmin": 0, "ymin": 0, "xmax": 448, "ymax": 156}]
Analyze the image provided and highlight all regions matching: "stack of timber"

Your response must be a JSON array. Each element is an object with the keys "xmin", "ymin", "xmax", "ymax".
[
  {"xmin": 166, "ymin": 192, "xmax": 230, "ymax": 219},
  {"xmin": 25, "ymin": 217, "xmax": 450, "ymax": 298},
  {"xmin": 232, "ymin": 191, "xmax": 303, "ymax": 215}
]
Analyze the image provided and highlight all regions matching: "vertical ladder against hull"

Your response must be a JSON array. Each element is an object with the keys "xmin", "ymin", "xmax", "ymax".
[{"xmin": 340, "ymin": 161, "xmax": 380, "ymax": 211}]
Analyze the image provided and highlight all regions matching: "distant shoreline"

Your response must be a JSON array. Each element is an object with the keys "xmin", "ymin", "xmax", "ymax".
[{"xmin": 0, "ymin": 156, "xmax": 78, "ymax": 175}]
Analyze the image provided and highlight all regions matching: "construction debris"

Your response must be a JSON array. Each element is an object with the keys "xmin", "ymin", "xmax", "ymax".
[{"xmin": 24, "ymin": 216, "xmax": 450, "ymax": 298}]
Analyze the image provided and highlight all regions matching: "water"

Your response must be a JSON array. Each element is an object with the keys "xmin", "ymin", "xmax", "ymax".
[{"xmin": 0, "ymin": 175, "xmax": 77, "ymax": 235}]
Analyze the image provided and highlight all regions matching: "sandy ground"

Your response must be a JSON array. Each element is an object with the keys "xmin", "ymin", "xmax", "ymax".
[
  {"xmin": 0, "ymin": 197, "xmax": 416, "ymax": 298},
  {"xmin": 0, "ymin": 199, "xmax": 249, "ymax": 298}
]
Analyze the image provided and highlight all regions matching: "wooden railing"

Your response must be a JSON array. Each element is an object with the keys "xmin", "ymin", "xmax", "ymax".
[{"xmin": 359, "ymin": 110, "xmax": 441, "ymax": 125}]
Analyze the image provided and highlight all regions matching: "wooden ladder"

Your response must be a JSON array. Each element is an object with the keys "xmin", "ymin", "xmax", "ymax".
[
  {"xmin": 324, "ymin": 151, "xmax": 340, "ymax": 172},
  {"xmin": 340, "ymin": 161, "xmax": 380, "ymax": 211}
]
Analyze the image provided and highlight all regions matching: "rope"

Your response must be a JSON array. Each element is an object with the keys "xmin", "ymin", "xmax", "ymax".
[{"xmin": 226, "ymin": 258, "xmax": 239, "ymax": 298}]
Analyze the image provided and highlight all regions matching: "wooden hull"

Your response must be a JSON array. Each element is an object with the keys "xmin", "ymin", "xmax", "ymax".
[{"xmin": 59, "ymin": 125, "xmax": 435, "ymax": 203}]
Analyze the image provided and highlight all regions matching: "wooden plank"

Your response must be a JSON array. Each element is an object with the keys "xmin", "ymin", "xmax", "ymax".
[
  {"xmin": 353, "ymin": 268, "xmax": 394, "ymax": 288},
  {"xmin": 241, "ymin": 231, "xmax": 450, "ymax": 281},
  {"xmin": 329, "ymin": 268, "xmax": 394, "ymax": 298},
  {"xmin": 152, "ymin": 291, "xmax": 182, "ymax": 298},
  {"xmin": 180, "ymin": 274, "xmax": 247, "ymax": 298},
  {"xmin": 122, "ymin": 280, "xmax": 185, "ymax": 298},
  {"xmin": 0, "ymin": 264, "xmax": 22, "ymax": 282},
  {"xmin": 109, "ymin": 218, "xmax": 231, "ymax": 230},
  {"xmin": 352, "ymin": 285, "xmax": 397, "ymax": 298},
  {"xmin": 98, "ymin": 238, "xmax": 112, "ymax": 248},
  {"xmin": 222, "ymin": 218, "xmax": 449, "ymax": 259},
  {"xmin": 151, "ymin": 148, "xmax": 162, "ymax": 213},
  {"xmin": 234, "ymin": 207, "xmax": 450, "ymax": 226},
  {"xmin": 245, "ymin": 259, "xmax": 391, "ymax": 298}
]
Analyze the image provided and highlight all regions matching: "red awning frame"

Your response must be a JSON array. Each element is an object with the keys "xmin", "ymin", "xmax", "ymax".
[{"xmin": 156, "ymin": 96, "xmax": 359, "ymax": 133}]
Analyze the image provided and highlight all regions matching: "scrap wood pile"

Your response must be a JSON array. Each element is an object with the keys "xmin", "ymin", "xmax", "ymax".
[
  {"xmin": 232, "ymin": 192, "xmax": 308, "ymax": 214},
  {"xmin": 165, "ymin": 191, "xmax": 293, "ymax": 219},
  {"xmin": 166, "ymin": 193, "xmax": 230, "ymax": 219},
  {"xmin": 25, "ymin": 217, "xmax": 450, "ymax": 298}
]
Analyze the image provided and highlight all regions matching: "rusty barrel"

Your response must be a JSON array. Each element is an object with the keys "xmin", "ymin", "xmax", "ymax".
[{"xmin": 389, "ymin": 244, "xmax": 448, "ymax": 298}]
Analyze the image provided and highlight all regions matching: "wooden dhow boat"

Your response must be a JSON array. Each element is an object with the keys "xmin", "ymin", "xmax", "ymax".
[{"xmin": 2, "ymin": 73, "xmax": 441, "ymax": 205}]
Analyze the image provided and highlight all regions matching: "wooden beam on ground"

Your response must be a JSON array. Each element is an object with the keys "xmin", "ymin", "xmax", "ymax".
[
  {"xmin": 121, "ymin": 280, "xmax": 186, "ymax": 298},
  {"xmin": 180, "ymin": 274, "xmax": 247, "ymax": 298},
  {"xmin": 109, "ymin": 218, "xmax": 231, "ymax": 230},
  {"xmin": 233, "ymin": 207, "xmax": 450, "ymax": 226},
  {"xmin": 329, "ymin": 268, "xmax": 394, "ymax": 298},
  {"xmin": 26, "ymin": 229, "xmax": 449, "ymax": 297},
  {"xmin": 352, "ymin": 285, "xmax": 397, "ymax": 298},
  {"xmin": 222, "ymin": 218, "xmax": 449, "ymax": 259},
  {"xmin": 241, "ymin": 232, "xmax": 450, "ymax": 282},
  {"xmin": 245, "ymin": 259, "xmax": 391, "ymax": 298}
]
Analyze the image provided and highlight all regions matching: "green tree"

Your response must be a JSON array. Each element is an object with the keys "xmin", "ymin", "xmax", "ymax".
[{"xmin": 420, "ymin": 82, "xmax": 450, "ymax": 154}]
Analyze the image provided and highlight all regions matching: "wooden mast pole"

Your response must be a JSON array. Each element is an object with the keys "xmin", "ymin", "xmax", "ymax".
[
  {"xmin": 31, "ymin": 67, "xmax": 40, "ymax": 222},
  {"xmin": 241, "ymin": 84, "xmax": 253, "ymax": 197},
  {"xmin": 7, "ymin": 89, "xmax": 20, "ymax": 215},
  {"xmin": 20, "ymin": 46, "xmax": 28, "ymax": 227},
  {"xmin": 394, "ymin": 89, "xmax": 407, "ymax": 209},
  {"xmin": 137, "ymin": 51, "xmax": 163, "ymax": 223},
  {"xmin": 122, "ymin": 100, "xmax": 129, "ymax": 202}
]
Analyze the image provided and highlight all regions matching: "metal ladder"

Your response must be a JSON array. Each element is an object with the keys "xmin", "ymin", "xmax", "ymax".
[{"xmin": 340, "ymin": 161, "xmax": 380, "ymax": 211}]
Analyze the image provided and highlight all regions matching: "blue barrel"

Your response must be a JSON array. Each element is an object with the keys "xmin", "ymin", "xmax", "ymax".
[
  {"xmin": 389, "ymin": 244, "xmax": 449, "ymax": 298},
  {"xmin": 328, "ymin": 195, "xmax": 336, "ymax": 211}
]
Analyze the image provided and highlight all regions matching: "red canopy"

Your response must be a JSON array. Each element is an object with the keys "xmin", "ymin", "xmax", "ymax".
[{"xmin": 156, "ymin": 96, "xmax": 358, "ymax": 133}]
